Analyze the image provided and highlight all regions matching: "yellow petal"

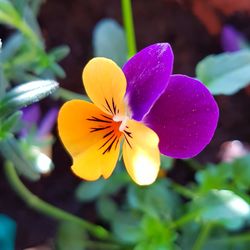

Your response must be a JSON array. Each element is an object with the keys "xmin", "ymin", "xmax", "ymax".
[
  {"xmin": 58, "ymin": 100, "xmax": 101, "ymax": 156},
  {"xmin": 122, "ymin": 119, "xmax": 160, "ymax": 185},
  {"xmin": 82, "ymin": 57, "xmax": 127, "ymax": 116},
  {"xmin": 72, "ymin": 137, "xmax": 121, "ymax": 180},
  {"xmin": 58, "ymin": 100, "xmax": 121, "ymax": 180}
]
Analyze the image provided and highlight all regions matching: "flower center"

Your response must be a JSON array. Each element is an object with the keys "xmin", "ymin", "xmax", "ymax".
[
  {"xmin": 113, "ymin": 115, "xmax": 129, "ymax": 132},
  {"xmin": 87, "ymin": 113, "xmax": 132, "ymax": 154}
]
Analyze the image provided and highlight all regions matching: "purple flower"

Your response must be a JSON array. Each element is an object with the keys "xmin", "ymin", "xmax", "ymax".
[
  {"xmin": 21, "ymin": 104, "xmax": 58, "ymax": 138},
  {"xmin": 37, "ymin": 107, "xmax": 58, "ymax": 138},
  {"xmin": 221, "ymin": 25, "xmax": 248, "ymax": 52},
  {"xmin": 123, "ymin": 43, "xmax": 219, "ymax": 159},
  {"xmin": 20, "ymin": 104, "xmax": 41, "ymax": 137},
  {"xmin": 58, "ymin": 43, "xmax": 219, "ymax": 185}
]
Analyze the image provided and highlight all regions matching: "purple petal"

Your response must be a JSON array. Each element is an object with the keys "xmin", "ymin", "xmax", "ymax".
[
  {"xmin": 123, "ymin": 43, "xmax": 173, "ymax": 121},
  {"xmin": 221, "ymin": 25, "xmax": 247, "ymax": 52},
  {"xmin": 20, "ymin": 104, "xmax": 41, "ymax": 137},
  {"xmin": 37, "ymin": 107, "xmax": 58, "ymax": 137},
  {"xmin": 143, "ymin": 75, "xmax": 219, "ymax": 159},
  {"xmin": 22, "ymin": 104, "xmax": 41, "ymax": 124}
]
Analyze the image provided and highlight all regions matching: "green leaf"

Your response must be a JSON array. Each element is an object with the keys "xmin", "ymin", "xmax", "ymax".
[
  {"xmin": 29, "ymin": 0, "xmax": 43, "ymax": 17},
  {"xmin": 0, "ymin": 80, "xmax": 59, "ymax": 117},
  {"xmin": 0, "ymin": 0, "xmax": 20, "ymax": 25},
  {"xmin": 231, "ymin": 154, "xmax": 250, "ymax": 191},
  {"xmin": 196, "ymin": 50, "xmax": 250, "ymax": 95},
  {"xmin": 93, "ymin": 18, "xmax": 127, "ymax": 66},
  {"xmin": 56, "ymin": 221, "xmax": 87, "ymax": 250},
  {"xmin": 23, "ymin": 4, "xmax": 42, "ymax": 38},
  {"xmin": 0, "ymin": 137, "xmax": 40, "ymax": 180},
  {"xmin": 0, "ymin": 110, "xmax": 22, "ymax": 140},
  {"xmin": 50, "ymin": 63, "xmax": 66, "ymax": 78},
  {"xmin": 192, "ymin": 190, "xmax": 250, "ymax": 230},
  {"xmin": 101, "ymin": 169, "xmax": 130, "ymax": 196},
  {"xmin": 135, "ymin": 215, "xmax": 177, "ymax": 250},
  {"xmin": 195, "ymin": 163, "xmax": 233, "ymax": 193},
  {"xmin": 196, "ymin": 155, "xmax": 250, "ymax": 193},
  {"xmin": 178, "ymin": 222, "xmax": 201, "ymax": 250},
  {"xmin": 75, "ymin": 169, "xmax": 130, "ymax": 202},
  {"xmin": 0, "ymin": 33, "xmax": 24, "ymax": 62},
  {"xmin": 49, "ymin": 45, "xmax": 70, "ymax": 61},
  {"xmin": 203, "ymin": 238, "xmax": 247, "ymax": 250},
  {"xmin": 0, "ymin": 0, "xmax": 40, "ymax": 46},
  {"xmin": 0, "ymin": 62, "xmax": 8, "ymax": 98},
  {"xmin": 10, "ymin": 0, "xmax": 27, "ymax": 15},
  {"xmin": 96, "ymin": 196, "xmax": 118, "ymax": 221},
  {"xmin": 127, "ymin": 179, "xmax": 181, "ymax": 219},
  {"xmin": 111, "ymin": 212, "xmax": 142, "ymax": 244},
  {"xmin": 75, "ymin": 179, "xmax": 106, "ymax": 202}
]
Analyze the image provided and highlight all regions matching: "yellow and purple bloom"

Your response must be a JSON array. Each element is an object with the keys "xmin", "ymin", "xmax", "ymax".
[{"xmin": 58, "ymin": 43, "xmax": 219, "ymax": 185}]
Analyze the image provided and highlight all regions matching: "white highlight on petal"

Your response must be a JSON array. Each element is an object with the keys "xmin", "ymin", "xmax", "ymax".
[{"xmin": 132, "ymin": 149, "xmax": 158, "ymax": 185}]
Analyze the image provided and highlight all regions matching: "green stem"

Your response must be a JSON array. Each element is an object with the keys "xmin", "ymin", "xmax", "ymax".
[
  {"xmin": 18, "ymin": 20, "xmax": 41, "ymax": 46},
  {"xmin": 170, "ymin": 210, "xmax": 199, "ymax": 229},
  {"xmin": 84, "ymin": 240, "xmax": 123, "ymax": 250},
  {"xmin": 4, "ymin": 161, "xmax": 112, "ymax": 240},
  {"xmin": 55, "ymin": 87, "xmax": 89, "ymax": 101},
  {"xmin": 0, "ymin": 13, "xmax": 40, "ymax": 48},
  {"xmin": 192, "ymin": 223, "xmax": 213, "ymax": 250},
  {"xmin": 121, "ymin": 0, "xmax": 137, "ymax": 58},
  {"xmin": 211, "ymin": 232, "xmax": 250, "ymax": 244},
  {"xmin": 169, "ymin": 180, "xmax": 197, "ymax": 199}
]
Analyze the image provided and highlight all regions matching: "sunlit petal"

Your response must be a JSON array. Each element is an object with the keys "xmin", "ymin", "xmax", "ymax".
[{"xmin": 122, "ymin": 119, "xmax": 160, "ymax": 185}]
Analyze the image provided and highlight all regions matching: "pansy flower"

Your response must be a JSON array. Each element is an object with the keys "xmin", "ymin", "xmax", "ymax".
[{"xmin": 58, "ymin": 43, "xmax": 219, "ymax": 185}]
